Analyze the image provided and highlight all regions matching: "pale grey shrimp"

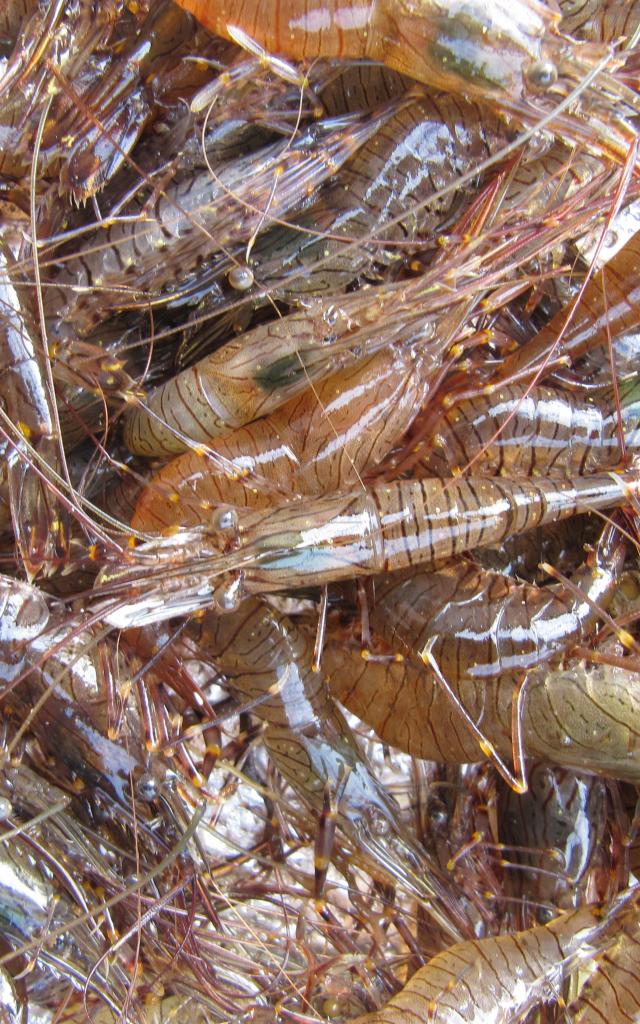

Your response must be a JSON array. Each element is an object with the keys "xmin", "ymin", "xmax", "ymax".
[
  {"xmin": 346, "ymin": 890, "xmax": 637, "ymax": 1024},
  {"xmin": 0, "ymin": 0, "xmax": 122, "ymax": 196},
  {"xmin": 0, "ymin": 0, "xmax": 204, "ymax": 202},
  {"xmin": 0, "ymin": 820, "xmax": 130, "ymax": 1016},
  {"xmin": 415, "ymin": 376, "xmax": 640, "ymax": 479},
  {"xmin": 0, "ymin": 574, "xmax": 157, "ymax": 804},
  {"xmin": 173, "ymin": 89, "xmax": 515, "ymax": 321},
  {"xmin": 191, "ymin": 596, "xmax": 474, "ymax": 940},
  {"xmin": 499, "ymin": 764, "xmax": 609, "ymax": 912}
]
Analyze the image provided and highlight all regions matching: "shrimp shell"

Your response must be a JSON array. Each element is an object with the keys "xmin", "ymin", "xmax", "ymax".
[
  {"xmin": 324, "ymin": 522, "xmax": 636, "ymax": 778},
  {"xmin": 566, "ymin": 907, "xmax": 640, "ymax": 1023},
  {"xmin": 496, "ymin": 232, "xmax": 640, "ymax": 385},
  {"xmin": 559, "ymin": 0, "xmax": 640, "ymax": 45},
  {"xmin": 47, "ymin": 105, "xmax": 397, "ymax": 339},
  {"xmin": 95, "ymin": 470, "xmax": 639, "ymax": 626}
]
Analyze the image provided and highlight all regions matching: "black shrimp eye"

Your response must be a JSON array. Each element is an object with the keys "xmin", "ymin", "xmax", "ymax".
[{"xmin": 525, "ymin": 59, "xmax": 558, "ymax": 91}]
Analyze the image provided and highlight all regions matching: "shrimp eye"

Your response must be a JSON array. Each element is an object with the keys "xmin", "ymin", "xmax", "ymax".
[
  {"xmin": 525, "ymin": 59, "xmax": 558, "ymax": 91},
  {"xmin": 227, "ymin": 264, "xmax": 254, "ymax": 290}
]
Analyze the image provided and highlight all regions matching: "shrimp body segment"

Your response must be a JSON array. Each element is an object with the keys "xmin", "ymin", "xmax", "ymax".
[
  {"xmin": 566, "ymin": 905, "xmax": 640, "ymax": 1024},
  {"xmin": 498, "ymin": 232, "xmax": 640, "ymax": 384},
  {"xmin": 176, "ymin": 0, "xmax": 564, "ymax": 102},
  {"xmin": 324, "ymin": 522, "xmax": 635, "ymax": 777}
]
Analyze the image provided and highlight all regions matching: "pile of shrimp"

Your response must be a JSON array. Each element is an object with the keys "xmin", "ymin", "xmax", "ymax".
[{"xmin": 2, "ymin": 0, "xmax": 640, "ymax": 1022}]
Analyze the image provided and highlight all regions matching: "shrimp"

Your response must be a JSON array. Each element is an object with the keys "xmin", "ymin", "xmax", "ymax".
[
  {"xmin": 122, "ymin": 278, "xmax": 442, "ymax": 457},
  {"xmin": 175, "ymin": 89, "xmax": 515, "ymax": 316},
  {"xmin": 499, "ymin": 764, "xmax": 609, "ymax": 911},
  {"xmin": 121, "ymin": 158, "xmax": 639, "ymax": 459},
  {"xmin": 347, "ymin": 890, "xmax": 638, "ymax": 1024},
  {"xmin": 0, "ymin": 250, "xmax": 68, "ymax": 577},
  {"xmin": 46, "ymin": 103, "xmax": 400, "ymax": 340},
  {"xmin": 0, "ymin": 575, "xmax": 159, "ymax": 804},
  {"xmin": 415, "ymin": 376, "xmax": 640, "ymax": 479},
  {"xmin": 0, "ymin": 0, "xmax": 124, "ymax": 197},
  {"xmin": 131, "ymin": 343, "xmax": 437, "ymax": 531},
  {"xmin": 173, "ymin": 0, "xmax": 583, "ymax": 104},
  {"xmin": 192, "ymin": 597, "xmax": 474, "ymax": 940},
  {"xmin": 0, "ymin": 822, "xmax": 131, "ymax": 1014},
  {"xmin": 96, "ymin": 468, "xmax": 639, "ymax": 624},
  {"xmin": 323, "ymin": 520, "xmax": 636, "ymax": 780},
  {"xmin": 0, "ymin": 966, "xmax": 23, "ymax": 1024}
]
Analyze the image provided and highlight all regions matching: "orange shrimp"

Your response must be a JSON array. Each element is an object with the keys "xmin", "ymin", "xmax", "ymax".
[
  {"xmin": 175, "ymin": 0, "xmax": 573, "ymax": 103},
  {"xmin": 131, "ymin": 344, "xmax": 436, "ymax": 531}
]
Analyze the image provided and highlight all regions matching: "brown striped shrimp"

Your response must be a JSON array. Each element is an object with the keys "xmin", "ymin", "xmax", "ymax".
[
  {"xmin": 564, "ymin": 901, "xmax": 640, "ymax": 1023},
  {"xmin": 489, "ymin": 230, "xmax": 640, "ymax": 390},
  {"xmin": 172, "ymin": 0, "xmax": 585, "ymax": 106},
  {"xmin": 164, "ymin": 87, "xmax": 518, "ymax": 326},
  {"xmin": 174, "ymin": 0, "xmax": 640, "ymax": 163},
  {"xmin": 190, "ymin": 596, "xmax": 475, "ymax": 940},
  {"xmin": 322, "ymin": 518, "xmax": 638, "ymax": 784},
  {"xmin": 346, "ymin": 889, "xmax": 638, "ymax": 1024},
  {"xmin": 95, "ymin": 467, "xmax": 639, "ymax": 625},
  {"xmin": 412, "ymin": 375, "xmax": 640, "ymax": 479},
  {"xmin": 559, "ymin": 0, "xmax": 640, "ymax": 47},
  {"xmin": 121, "ymin": 276, "xmax": 444, "ymax": 458}
]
